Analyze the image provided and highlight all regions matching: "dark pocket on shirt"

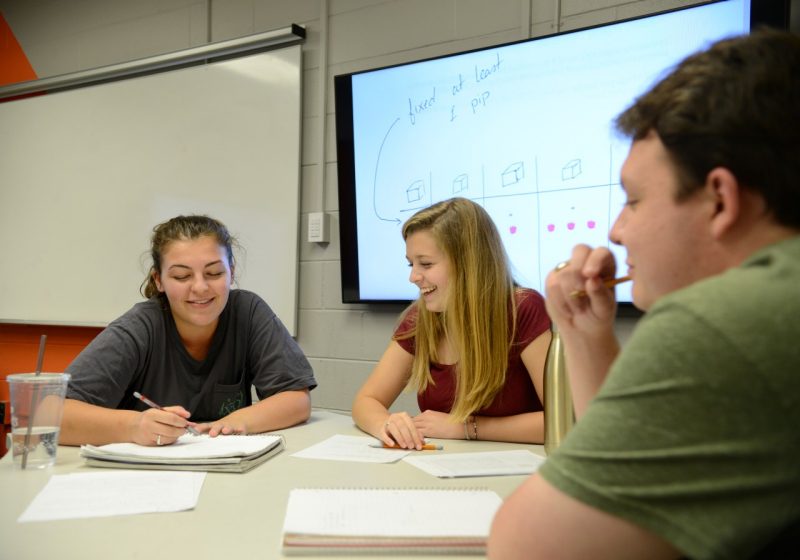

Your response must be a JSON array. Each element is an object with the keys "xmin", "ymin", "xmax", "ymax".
[{"xmin": 213, "ymin": 374, "xmax": 248, "ymax": 418}]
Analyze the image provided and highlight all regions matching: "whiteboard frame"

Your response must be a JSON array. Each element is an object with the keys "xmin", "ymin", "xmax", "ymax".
[{"xmin": 0, "ymin": 25, "xmax": 305, "ymax": 100}]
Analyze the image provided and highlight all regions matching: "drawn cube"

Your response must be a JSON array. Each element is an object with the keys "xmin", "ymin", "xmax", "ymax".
[
  {"xmin": 407, "ymin": 180, "xmax": 425, "ymax": 203},
  {"xmin": 501, "ymin": 162, "xmax": 524, "ymax": 187},
  {"xmin": 562, "ymin": 159, "xmax": 582, "ymax": 181},
  {"xmin": 452, "ymin": 173, "xmax": 468, "ymax": 194}
]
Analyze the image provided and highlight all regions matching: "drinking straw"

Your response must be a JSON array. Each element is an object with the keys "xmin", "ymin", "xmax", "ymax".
[{"xmin": 21, "ymin": 335, "xmax": 47, "ymax": 469}]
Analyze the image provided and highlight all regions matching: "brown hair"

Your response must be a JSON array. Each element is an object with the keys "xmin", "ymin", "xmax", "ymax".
[
  {"xmin": 140, "ymin": 215, "xmax": 237, "ymax": 303},
  {"xmin": 396, "ymin": 198, "xmax": 517, "ymax": 422},
  {"xmin": 615, "ymin": 28, "xmax": 800, "ymax": 227}
]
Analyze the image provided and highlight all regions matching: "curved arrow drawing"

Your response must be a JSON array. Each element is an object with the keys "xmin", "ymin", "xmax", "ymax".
[{"xmin": 372, "ymin": 117, "xmax": 402, "ymax": 225}]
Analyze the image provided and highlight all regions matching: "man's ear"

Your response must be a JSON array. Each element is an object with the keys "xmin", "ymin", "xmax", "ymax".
[{"xmin": 706, "ymin": 167, "xmax": 741, "ymax": 239}]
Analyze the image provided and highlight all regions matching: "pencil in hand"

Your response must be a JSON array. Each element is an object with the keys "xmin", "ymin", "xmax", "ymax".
[
  {"xmin": 133, "ymin": 391, "xmax": 200, "ymax": 435},
  {"xmin": 569, "ymin": 275, "xmax": 632, "ymax": 299}
]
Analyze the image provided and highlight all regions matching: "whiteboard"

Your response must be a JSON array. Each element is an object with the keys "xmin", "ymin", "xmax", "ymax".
[{"xmin": 0, "ymin": 45, "xmax": 302, "ymax": 334}]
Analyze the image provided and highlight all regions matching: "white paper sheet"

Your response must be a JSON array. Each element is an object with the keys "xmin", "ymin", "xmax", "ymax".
[
  {"xmin": 403, "ymin": 449, "xmax": 545, "ymax": 477},
  {"xmin": 17, "ymin": 470, "xmax": 206, "ymax": 522},
  {"xmin": 291, "ymin": 434, "xmax": 412, "ymax": 463}
]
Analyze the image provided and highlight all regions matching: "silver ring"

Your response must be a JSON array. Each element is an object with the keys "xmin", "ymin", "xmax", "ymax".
[
  {"xmin": 156, "ymin": 434, "xmax": 162, "ymax": 446},
  {"xmin": 384, "ymin": 420, "xmax": 391, "ymax": 431},
  {"xmin": 554, "ymin": 260, "xmax": 570, "ymax": 272}
]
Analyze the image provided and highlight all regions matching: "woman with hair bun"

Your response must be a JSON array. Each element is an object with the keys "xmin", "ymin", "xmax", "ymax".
[{"xmin": 61, "ymin": 215, "xmax": 316, "ymax": 446}]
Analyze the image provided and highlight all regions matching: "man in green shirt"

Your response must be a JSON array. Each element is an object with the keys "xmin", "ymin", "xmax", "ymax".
[{"xmin": 489, "ymin": 29, "xmax": 800, "ymax": 560}]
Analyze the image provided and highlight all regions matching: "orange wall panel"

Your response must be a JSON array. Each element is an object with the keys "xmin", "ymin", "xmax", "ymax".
[
  {"xmin": 0, "ymin": 324, "xmax": 102, "ymax": 377},
  {"xmin": 0, "ymin": 12, "xmax": 38, "ymax": 85},
  {"xmin": 0, "ymin": 324, "xmax": 102, "ymax": 457}
]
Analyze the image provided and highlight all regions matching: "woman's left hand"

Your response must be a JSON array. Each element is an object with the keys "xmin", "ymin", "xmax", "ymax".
[
  {"xmin": 196, "ymin": 418, "xmax": 248, "ymax": 437},
  {"xmin": 412, "ymin": 410, "xmax": 466, "ymax": 439}
]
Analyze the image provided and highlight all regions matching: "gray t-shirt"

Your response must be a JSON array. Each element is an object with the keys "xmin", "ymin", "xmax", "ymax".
[{"xmin": 66, "ymin": 289, "xmax": 316, "ymax": 422}]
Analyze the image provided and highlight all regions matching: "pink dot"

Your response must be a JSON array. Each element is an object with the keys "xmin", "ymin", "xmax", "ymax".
[
  {"xmin": 547, "ymin": 224, "xmax": 555, "ymax": 232},
  {"xmin": 587, "ymin": 220, "xmax": 596, "ymax": 229},
  {"xmin": 567, "ymin": 222, "xmax": 575, "ymax": 230},
  {"xmin": 509, "ymin": 225, "xmax": 517, "ymax": 234}
]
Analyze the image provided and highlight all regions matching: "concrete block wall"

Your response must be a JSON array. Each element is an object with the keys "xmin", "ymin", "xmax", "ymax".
[{"xmin": 0, "ymin": 0, "xmax": 705, "ymax": 412}]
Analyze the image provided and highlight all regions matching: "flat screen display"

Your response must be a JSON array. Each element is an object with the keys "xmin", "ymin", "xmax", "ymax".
[{"xmin": 335, "ymin": 0, "xmax": 757, "ymax": 306}]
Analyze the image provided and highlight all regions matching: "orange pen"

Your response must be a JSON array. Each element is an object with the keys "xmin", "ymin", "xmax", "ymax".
[{"xmin": 369, "ymin": 442, "xmax": 443, "ymax": 450}]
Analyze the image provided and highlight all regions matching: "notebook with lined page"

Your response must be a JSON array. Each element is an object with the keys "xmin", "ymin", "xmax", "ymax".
[{"xmin": 281, "ymin": 487, "xmax": 502, "ymax": 555}]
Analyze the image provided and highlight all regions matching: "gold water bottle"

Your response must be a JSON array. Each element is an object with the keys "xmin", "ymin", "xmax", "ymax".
[{"xmin": 543, "ymin": 327, "xmax": 575, "ymax": 455}]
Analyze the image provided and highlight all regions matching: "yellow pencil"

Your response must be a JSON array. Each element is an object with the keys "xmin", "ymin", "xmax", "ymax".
[
  {"xmin": 369, "ymin": 442, "xmax": 443, "ymax": 450},
  {"xmin": 569, "ymin": 275, "xmax": 632, "ymax": 299}
]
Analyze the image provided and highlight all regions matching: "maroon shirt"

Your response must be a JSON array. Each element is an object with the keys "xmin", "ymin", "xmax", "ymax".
[{"xmin": 395, "ymin": 289, "xmax": 550, "ymax": 416}]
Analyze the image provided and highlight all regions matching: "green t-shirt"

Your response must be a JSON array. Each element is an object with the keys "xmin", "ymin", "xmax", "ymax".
[{"xmin": 539, "ymin": 236, "xmax": 800, "ymax": 560}]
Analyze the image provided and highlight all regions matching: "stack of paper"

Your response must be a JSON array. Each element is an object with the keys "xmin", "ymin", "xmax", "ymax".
[
  {"xmin": 80, "ymin": 433, "xmax": 284, "ymax": 473},
  {"xmin": 403, "ymin": 449, "xmax": 545, "ymax": 478},
  {"xmin": 281, "ymin": 488, "xmax": 502, "ymax": 555}
]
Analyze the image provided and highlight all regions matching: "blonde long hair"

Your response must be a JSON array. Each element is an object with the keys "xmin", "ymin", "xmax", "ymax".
[{"xmin": 396, "ymin": 198, "xmax": 517, "ymax": 422}]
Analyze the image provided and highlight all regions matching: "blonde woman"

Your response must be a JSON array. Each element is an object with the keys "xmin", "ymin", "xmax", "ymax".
[{"xmin": 352, "ymin": 198, "xmax": 551, "ymax": 448}]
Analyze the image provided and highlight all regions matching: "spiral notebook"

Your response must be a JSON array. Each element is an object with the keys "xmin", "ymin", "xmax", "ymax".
[
  {"xmin": 281, "ymin": 488, "xmax": 502, "ymax": 555},
  {"xmin": 80, "ymin": 433, "xmax": 284, "ymax": 473}
]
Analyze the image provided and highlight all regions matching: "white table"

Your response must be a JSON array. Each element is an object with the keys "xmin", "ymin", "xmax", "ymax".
[{"xmin": 0, "ymin": 409, "xmax": 545, "ymax": 559}]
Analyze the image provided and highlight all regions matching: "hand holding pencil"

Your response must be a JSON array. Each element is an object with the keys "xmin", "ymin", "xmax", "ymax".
[
  {"xmin": 133, "ymin": 391, "xmax": 199, "ymax": 446},
  {"xmin": 545, "ymin": 245, "xmax": 629, "ymax": 327},
  {"xmin": 381, "ymin": 411, "xmax": 426, "ymax": 450}
]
